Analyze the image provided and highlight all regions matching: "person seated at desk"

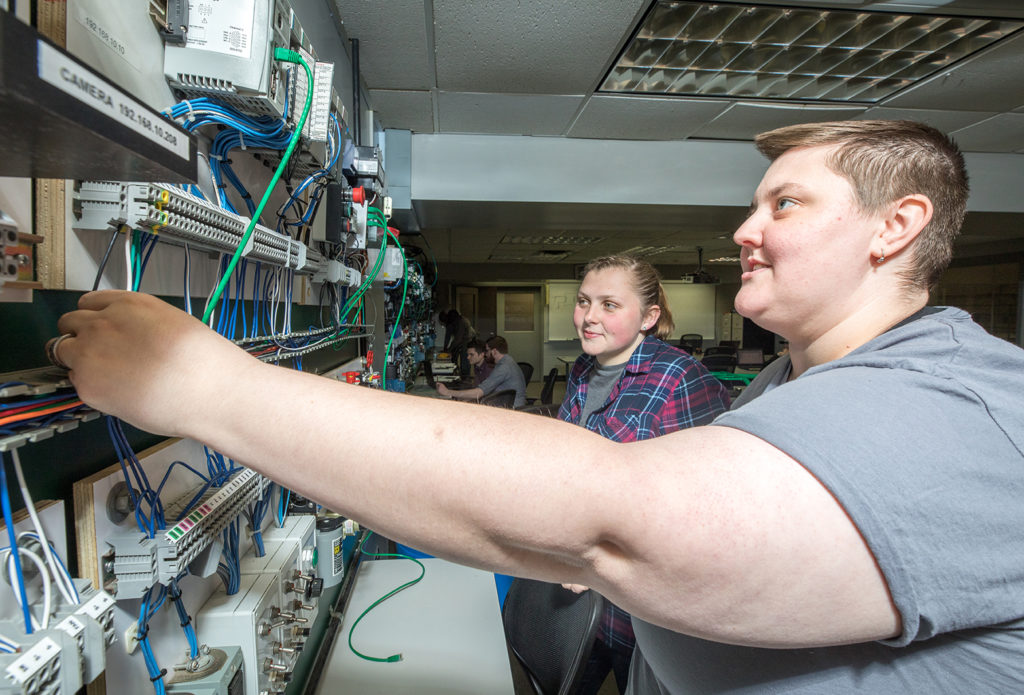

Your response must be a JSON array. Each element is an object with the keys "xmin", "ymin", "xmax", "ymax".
[
  {"xmin": 466, "ymin": 338, "xmax": 493, "ymax": 386},
  {"xmin": 437, "ymin": 335, "xmax": 526, "ymax": 408}
]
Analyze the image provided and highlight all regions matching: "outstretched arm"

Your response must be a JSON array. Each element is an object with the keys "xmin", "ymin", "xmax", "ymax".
[{"xmin": 57, "ymin": 291, "xmax": 899, "ymax": 649}]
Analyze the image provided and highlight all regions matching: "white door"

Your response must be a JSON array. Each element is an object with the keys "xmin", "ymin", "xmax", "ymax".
[{"xmin": 496, "ymin": 289, "xmax": 543, "ymax": 382}]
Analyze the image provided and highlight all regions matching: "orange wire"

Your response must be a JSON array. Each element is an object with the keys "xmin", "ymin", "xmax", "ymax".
[{"xmin": 0, "ymin": 400, "xmax": 83, "ymax": 427}]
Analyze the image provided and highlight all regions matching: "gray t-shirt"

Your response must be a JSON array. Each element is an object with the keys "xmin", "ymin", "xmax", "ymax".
[
  {"xmin": 629, "ymin": 307, "xmax": 1024, "ymax": 694},
  {"xmin": 578, "ymin": 361, "xmax": 627, "ymax": 427},
  {"xmin": 479, "ymin": 354, "xmax": 527, "ymax": 408}
]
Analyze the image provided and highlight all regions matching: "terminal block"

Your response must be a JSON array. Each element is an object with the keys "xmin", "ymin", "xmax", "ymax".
[
  {"xmin": 0, "ymin": 636, "xmax": 61, "ymax": 695},
  {"xmin": 0, "ymin": 210, "xmax": 18, "ymax": 280},
  {"xmin": 75, "ymin": 182, "xmax": 326, "ymax": 275},
  {"xmin": 0, "ymin": 581, "xmax": 112, "ymax": 691},
  {"xmin": 311, "ymin": 259, "xmax": 360, "ymax": 288},
  {"xmin": 106, "ymin": 470, "xmax": 271, "ymax": 598},
  {"xmin": 0, "ymin": 629, "xmax": 81, "ymax": 695}
]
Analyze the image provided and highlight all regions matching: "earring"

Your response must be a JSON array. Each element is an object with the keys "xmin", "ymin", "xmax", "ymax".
[
  {"xmin": 641, "ymin": 324, "xmax": 648, "ymax": 330},
  {"xmin": 876, "ymin": 250, "xmax": 886, "ymax": 264}
]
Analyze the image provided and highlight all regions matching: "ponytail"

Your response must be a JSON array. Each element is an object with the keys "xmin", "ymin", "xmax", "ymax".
[{"xmin": 649, "ymin": 284, "xmax": 674, "ymax": 341}]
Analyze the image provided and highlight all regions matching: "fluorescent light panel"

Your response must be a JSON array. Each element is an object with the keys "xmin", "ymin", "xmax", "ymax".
[
  {"xmin": 499, "ymin": 234, "xmax": 603, "ymax": 245},
  {"xmin": 620, "ymin": 244, "xmax": 685, "ymax": 257},
  {"xmin": 602, "ymin": 1, "xmax": 1023, "ymax": 103}
]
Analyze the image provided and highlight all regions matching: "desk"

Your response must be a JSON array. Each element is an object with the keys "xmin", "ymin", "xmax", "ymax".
[
  {"xmin": 711, "ymin": 371, "xmax": 756, "ymax": 386},
  {"xmin": 315, "ymin": 558, "xmax": 515, "ymax": 694},
  {"xmin": 556, "ymin": 354, "xmax": 577, "ymax": 379}
]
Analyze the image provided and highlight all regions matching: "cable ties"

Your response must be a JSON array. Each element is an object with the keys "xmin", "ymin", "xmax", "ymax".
[
  {"xmin": 185, "ymin": 100, "xmax": 194, "ymax": 120},
  {"xmin": 238, "ymin": 132, "xmax": 246, "ymax": 150},
  {"xmin": 179, "ymin": 615, "xmax": 192, "ymax": 628},
  {"xmin": 150, "ymin": 668, "xmax": 168, "ymax": 682}
]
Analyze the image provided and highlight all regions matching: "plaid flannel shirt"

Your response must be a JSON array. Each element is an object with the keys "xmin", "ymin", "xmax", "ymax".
[{"xmin": 558, "ymin": 335, "xmax": 730, "ymax": 649}]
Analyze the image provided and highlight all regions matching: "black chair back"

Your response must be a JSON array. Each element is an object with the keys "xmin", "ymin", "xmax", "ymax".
[
  {"xmin": 681, "ymin": 333, "xmax": 703, "ymax": 349},
  {"xmin": 518, "ymin": 362, "xmax": 535, "ymax": 383},
  {"xmin": 480, "ymin": 389, "xmax": 517, "ymax": 409},
  {"xmin": 518, "ymin": 403, "xmax": 560, "ymax": 417},
  {"xmin": 705, "ymin": 345, "xmax": 738, "ymax": 356},
  {"xmin": 702, "ymin": 353, "xmax": 738, "ymax": 372},
  {"xmin": 540, "ymin": 367, "xmax": 559, "ymax": 405},
  {"xmin": 502, "ymin": 579, "xmax": 604, "ymax": 695}
]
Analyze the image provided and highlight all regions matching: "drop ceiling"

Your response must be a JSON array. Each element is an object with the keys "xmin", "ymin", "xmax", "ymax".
[{"xmin": 331, "ymin": 0, "xmax": 1024, "ymax": 272}]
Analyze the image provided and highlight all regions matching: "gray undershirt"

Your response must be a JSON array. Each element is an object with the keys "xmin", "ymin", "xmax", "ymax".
[{"xmin": 579, "ymin": 361, "xmax": 627, "ymax": 426}]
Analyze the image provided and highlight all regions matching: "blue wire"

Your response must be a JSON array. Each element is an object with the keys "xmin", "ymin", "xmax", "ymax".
[
  {"xmin": 169, "ymin": 578, "xmax": 198, "ymax": 659},
  {"xmin": 138, "ymin": 584, "xmax": 168, "ymax": 695},
  {"xmin": 107, "ymin": 417, "xmax": 153, "ymax": 536},
  {"xmin": 154, "ymin": 460, "xmax": 209, "ymax": 516},
  {"xmin": 0, "ymin": 454, "xmax": 33, "ymax": 633}
]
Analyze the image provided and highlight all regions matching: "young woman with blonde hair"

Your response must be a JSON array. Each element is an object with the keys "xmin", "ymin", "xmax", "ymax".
[{"xmin": 558, "ymin": 255, "xmax": 729, "ymax": 693}]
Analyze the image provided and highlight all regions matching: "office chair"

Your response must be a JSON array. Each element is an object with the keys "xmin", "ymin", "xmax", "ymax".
[
  {"xmin": 525, "ymin": 367, "xmax": 559, "ymax": 406},
  {"xmin": 702, "ymin": 353, "xmax": 738, "ymax": 372},
  {"xmin": 502, "ymin": 578, "xmax": 604, "ymax": 695},
  {"xmin": 719, "ymin": 339, "xmax": 741, "ymax": 350},
  {"xmin": 480, "ymin": 389, "xmax": 518, "ymax": 409},
  {"xmin": 680, "ymin": 333, "xmax": 703, "ymax": 349},
  {"xmin": 539, "ymin": 367, "xmax": 558, "ymax": 405},
  {"xmin": 705, "ymin": 345, "xmax": 738, "ymax": 357},
  {"xmin": 518, "ymin": 403, "xmax": 560, "ymax": 417},
  {"xmin": 518, "ymin": 362, "xmax": 535, "ymax": 384},
  {"xmin": 678, "ymin": 342, "xmax": 696, "ymax": 355}
]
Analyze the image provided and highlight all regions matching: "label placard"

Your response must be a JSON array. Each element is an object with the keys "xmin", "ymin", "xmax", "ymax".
[{"xmin": 36, "ymin": 41, "xmax": 190, "ymax": 161}]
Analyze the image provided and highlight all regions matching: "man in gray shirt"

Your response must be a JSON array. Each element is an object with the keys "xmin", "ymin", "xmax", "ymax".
[{"xmin": 437, "ymin": 335, "xmax": 527, "ymax": 407}]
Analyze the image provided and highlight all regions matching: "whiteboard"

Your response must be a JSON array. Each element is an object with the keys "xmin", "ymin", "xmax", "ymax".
[
  {"xmin": 661, "ymin": 282, "xmax": 717, "ymax": 340},
  {"xmin": 545, "ymin": 281, "xmax": 579, "ymax": 341}
]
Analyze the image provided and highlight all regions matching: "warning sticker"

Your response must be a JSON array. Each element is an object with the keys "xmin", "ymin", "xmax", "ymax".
[{"xmin": 332, "ymin": 537, "xmax": 344, "ymax": 578}]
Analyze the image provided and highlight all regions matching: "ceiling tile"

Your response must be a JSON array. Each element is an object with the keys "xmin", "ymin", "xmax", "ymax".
[
  {"xmin": 333, "ymin": 0, "xmax": 434, "ymax": 90},
  {"xmin": 950, "ymin": 114, "xmax": 1024, "ymax": 153},
  {"xmin": 883, "ymin": 31, "xmax": 1024, "ymax": 111},
  {"xmin": 568, "ymin": 95, "xmax": 730, "ymax": 140},
  {"xmin": 432, "ymin": 0, "xmax": 648, "ymax": 93},
  {"xmin": 438, "ymin": 93, "xmax": 584, "ymax": 136},
  {"xmin": 369, "ymin": 90, "xmax": 435, "ymax": 133},
  {"xmin": 691, "ymin": 102, "xmax": 867, "ymax": 140},
  {"xmin": 855, "ymin": 107, "xmax": 995, "ymax": 134}
]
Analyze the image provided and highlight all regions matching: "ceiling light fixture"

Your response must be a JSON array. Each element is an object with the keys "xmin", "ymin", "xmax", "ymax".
[
  {"xmin": 602, "ymin": 1, "xmax": 1023, "ymax": 103},
  {"xmin": 620, "ymin": 244, "xmax": 684, "ymax": 257},
  {"xmin": 499, "ymin": 234, "xmax": 603, "ymax": 246}
]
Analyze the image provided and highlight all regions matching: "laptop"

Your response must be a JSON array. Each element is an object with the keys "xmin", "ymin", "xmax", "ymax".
[{"xmin": 736, "ymin": 348, "xmax": 765, "ymax": 370}]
